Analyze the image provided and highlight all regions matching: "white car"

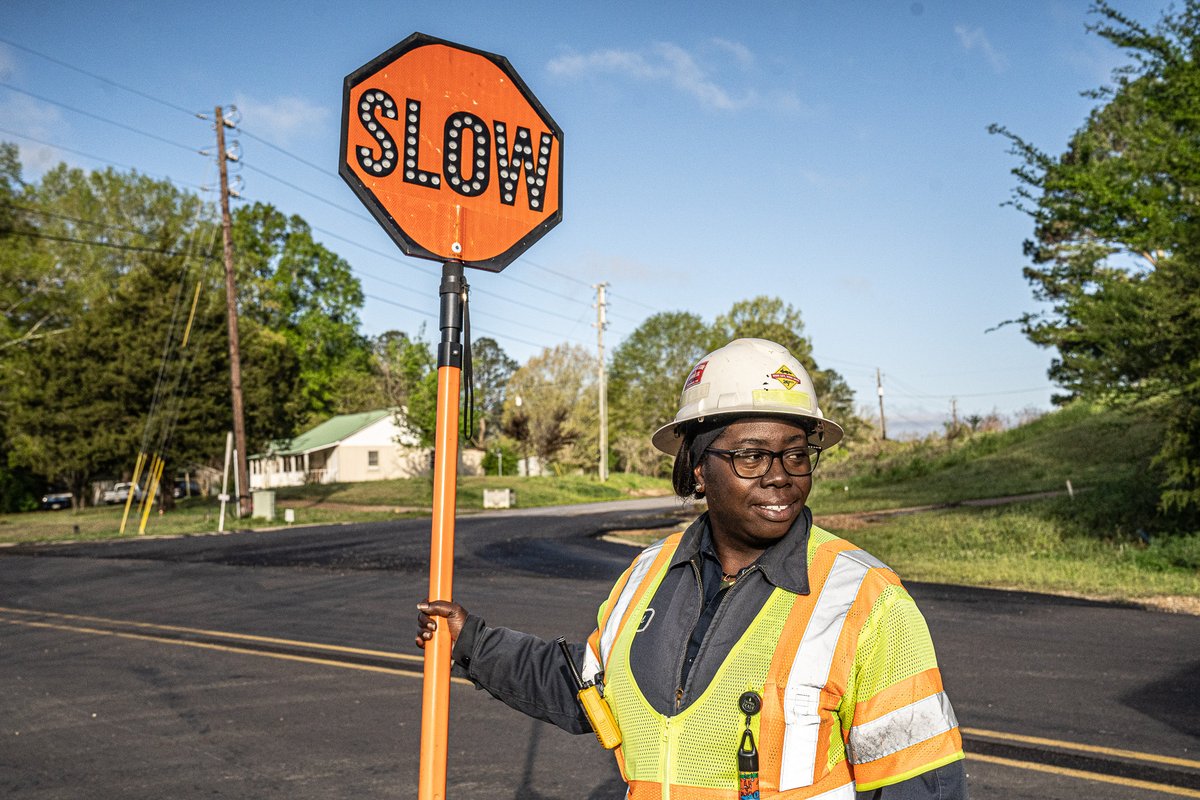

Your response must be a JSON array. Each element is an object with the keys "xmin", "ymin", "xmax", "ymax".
[{"xmin": 102, "ymin": 482, "xmax": 142, "ymax": 505}]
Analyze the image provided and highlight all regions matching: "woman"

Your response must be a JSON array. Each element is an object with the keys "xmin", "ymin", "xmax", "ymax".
[{"xmin": 418, "ymin": 338, "xmax": 967, "ymax": 799}]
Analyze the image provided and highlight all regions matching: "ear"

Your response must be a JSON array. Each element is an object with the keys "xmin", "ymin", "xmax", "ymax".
[{"xmin": 692, "ymin": 460, "xmax": 705, "ymax": 492}]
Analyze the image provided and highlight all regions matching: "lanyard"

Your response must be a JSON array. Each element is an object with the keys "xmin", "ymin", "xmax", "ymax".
[{"xmin": 738, "ymin": 691, "xmax": 762, "ymax": 800}]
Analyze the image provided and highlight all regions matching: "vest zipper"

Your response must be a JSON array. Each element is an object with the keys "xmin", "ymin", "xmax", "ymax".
[
  {"xmin": 662, "ymin": 715, "xmax": 673, "ymax": 800},
  {"xmin": 674, "ymin": 559, "xmax": 705, "ymax": 712}
]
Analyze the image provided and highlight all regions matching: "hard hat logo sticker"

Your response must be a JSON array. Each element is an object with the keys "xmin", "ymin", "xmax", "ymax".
[
  {"xmin": 770, "ymin": 365, "xmax": 800, "ymax": 391},
  {"xmin": 684, "ymin": 361, "xmax": 709, "ymax": 391}
]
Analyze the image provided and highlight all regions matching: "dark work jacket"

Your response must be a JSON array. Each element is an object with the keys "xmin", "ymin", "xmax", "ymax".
[{"xmin": 452, "ymin": 509, "xmax": 968, "ymax": 799}]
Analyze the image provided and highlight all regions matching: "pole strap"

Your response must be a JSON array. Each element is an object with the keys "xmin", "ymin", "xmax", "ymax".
[
  {"xmin": 460, "ymin": 293, "xmax": 475, "ymax": 445},
  {"xmin": 437, "ymin": 262, "xmax": 475, "ymax": 444}
]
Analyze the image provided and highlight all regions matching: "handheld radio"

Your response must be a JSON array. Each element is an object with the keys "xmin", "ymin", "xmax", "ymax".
[{"xmin": 556, "ymin": 637, "xmax": 621, "ymax": 750}]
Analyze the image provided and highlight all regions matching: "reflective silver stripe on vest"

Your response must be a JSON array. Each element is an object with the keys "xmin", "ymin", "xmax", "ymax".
[
  {"xmin": 598, "ymin": 538, "xmax": 669, "ymax": 667},
  {"xmin": 582, "ymin": 644, "xmax": 603, "ymax": 685},
  {"xmin": 806, "ymin": 782, "xmax": 856, "ymax": 800},
  {"xmin": 778, "ymin": 550, "xmax": 873, "ymax": 791},
  {"xmin": 848, "ymin": 692, "xmax": 958, "ymax": 765}
]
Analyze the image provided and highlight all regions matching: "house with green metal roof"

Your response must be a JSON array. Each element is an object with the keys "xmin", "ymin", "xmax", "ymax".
[{"xmin": 248, "ymin": 409, "xmax": 430, "ymax": 489}]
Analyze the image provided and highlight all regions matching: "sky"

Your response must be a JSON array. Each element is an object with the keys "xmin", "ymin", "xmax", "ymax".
[{"xmin": 0, "ymin": 1, "xmax": 1172, "ymax": 437}]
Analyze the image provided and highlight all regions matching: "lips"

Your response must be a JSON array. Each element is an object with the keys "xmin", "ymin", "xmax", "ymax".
[{"xmin": 753, "ymin": 501, "xmax": 797, "ymax": 522}]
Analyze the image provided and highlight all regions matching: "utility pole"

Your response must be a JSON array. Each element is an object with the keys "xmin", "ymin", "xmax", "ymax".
[
  {"xmin": 215, "ymin": 106, "xmax": 251, "ymax": 518},
  {"xmin": 951, "ymin": 397, "xmax": 959, "ymax": 434},
  {"xmin": 876, "ymin": 367, "xmax": 888, "ymax": 441},
  {"xmin": 594, "ymin": 282, "xmax": 609, "ymax": 482}
]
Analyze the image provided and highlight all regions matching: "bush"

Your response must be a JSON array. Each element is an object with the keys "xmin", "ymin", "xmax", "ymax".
[
  {"xmin": 481, "ymin": 443, "xmax": 521, "ymax": 476},
  {"xmin": 0, "ymin": 464, "xmax": 39, "ymax": 513}
]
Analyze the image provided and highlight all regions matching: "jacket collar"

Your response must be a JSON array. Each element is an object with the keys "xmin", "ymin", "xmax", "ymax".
[{"xmin": 669, "ymin": 507, "xmax": 812, "ymax": 595}]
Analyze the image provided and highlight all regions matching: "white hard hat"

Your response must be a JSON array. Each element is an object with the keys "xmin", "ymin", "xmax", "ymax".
[{"xmin": 651, "ymin": 338, "xmax": 844, "ymax": 455}]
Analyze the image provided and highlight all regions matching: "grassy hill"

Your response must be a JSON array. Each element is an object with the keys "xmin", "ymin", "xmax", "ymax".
[{"xmin": 810, "ymin": 402, "xmax": 1199, "ymax": 605}]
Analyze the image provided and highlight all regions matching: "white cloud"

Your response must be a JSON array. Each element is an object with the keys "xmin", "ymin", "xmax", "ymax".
[
  {"xmin": 547, "ymin": 40, "xmax": 790, "ymax": 112},
  {"xmin": 0, "ymin": 93, "xmax": 70, "ymax": 173},
  {"xmin": 954, "ymin": 24, "xmax": 1009, "ymax": 73},
  {"xmin": 709, "ymin": 38, "xmax": 755, "ymax": 69},
  {"xmin": 233, "ymin": 94, "xmax": 331, "ymax": 145}
]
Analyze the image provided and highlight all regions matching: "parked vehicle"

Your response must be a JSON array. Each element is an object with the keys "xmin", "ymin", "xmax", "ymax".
[
  {"xmin": 40, "ymin": 491, "xmax": 73, "ymax": 511},
  {"xmin": 173, "ymin": 479, "xmax": 204, "ymax": 499},
  {"xmin": 102, "ymin": 482, "xmax": 142, "ymax": 505}
]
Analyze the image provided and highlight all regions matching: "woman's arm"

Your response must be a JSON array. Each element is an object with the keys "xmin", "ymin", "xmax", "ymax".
[{"xmin": 417, "ymin": 601, "xmax": 592, "ymax": 734}]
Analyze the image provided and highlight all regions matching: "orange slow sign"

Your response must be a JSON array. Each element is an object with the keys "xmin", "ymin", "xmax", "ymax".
[{"xmin": 339, "ymin": 33, "xmax": 563, "ymax": 272}]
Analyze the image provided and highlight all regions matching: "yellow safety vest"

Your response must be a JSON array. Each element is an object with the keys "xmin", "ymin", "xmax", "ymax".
[{"xmin": 583, "ymin": 526, "xmax": 964, "ymax": 799}]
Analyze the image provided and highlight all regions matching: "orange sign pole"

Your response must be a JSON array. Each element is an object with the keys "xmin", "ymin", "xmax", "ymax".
[
  {"xmin": 418, "ymin": 263, "xmax": 467, "ymax": 800},
  {"xmin": 340, "ymin": 34, "xmax": 562, "ymax": 800}
]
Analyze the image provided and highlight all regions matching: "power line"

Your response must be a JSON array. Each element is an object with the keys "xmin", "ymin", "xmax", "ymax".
[
  {"xmin": 1, "ymin": 200, "xmax": 196, "ymax": 241},
  {"xmin": 240, "ymin": 162, "xmax": 368, "ymax": 221},
  {"xmin": 0, "ymin": 36, "xmax": 334, "ymax": 191},
  {"xmin": 0, "ymin": 47, "xmax": 637, "ymax": 355},
  {"xmin": 938, "ymin": 386, "xmax": 1053, "ymax": 399},
  {"xmin": 308, "ymin": 226, "xmax": 592, "ymax": 329},
  {"xmin": 607, "ymin": 290, "xmax": 659, "ymax": 313},
  {"xmin": 239, "ymin": 165, "xmax": 600, "ymax": 321},
  {"xmin": 0, "ymin": 51, "xmax": 626, "ymax": 334},
  {"xmin": 0, "ymin": 35, "xmax": 200, "ymax": 117},
  {"xmin": 1, "ymin": 227, "xmax": 217, "ymax": 260},
  {"xmin": 496, "ymin": 270, "xmax": 594, "ymax": 308},
  {"xmin": 0, "ymin": 82, "xmax": 203, "ymax": 154},
  {"xmin": 0, "ymin": 126, "xmax": 211, "ymax": 194},
  {"xmin": 364, "ymin": 292, "xmax": 563, "ymax": 351},
  {"xmin": 519, "ymin": 255, "xmax": 593, "ymax": 287},
  {"xmin": 239, "ymin": 127, "xmax": 332, "ymax": 178}
]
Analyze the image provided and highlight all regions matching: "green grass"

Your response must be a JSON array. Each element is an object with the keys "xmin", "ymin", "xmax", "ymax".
[
  {"xmin": 4, "ymin": 403, "xmax": 1197, "ymax": 607},
  {"xmin": 0, "ymin": 473, "xmax": 673, "ymax": 545},
  {"xmin": 270, "ymin": 471, "xmax": 669, "ymax": 509},
  {"xmin": 823, "ymin": 504, "xmax": 1200, "ymax": 600}
]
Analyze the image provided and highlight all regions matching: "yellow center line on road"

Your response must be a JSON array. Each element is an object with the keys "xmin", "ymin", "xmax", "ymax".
[
  {"xmin": 970, "ymin": 753, "xmax": 1200, "ymax": 799},
  {"xmin": 8, "ymin": 606, "xmax": 1197, "ymax": 797},
  {"xmin": 0, "ymin": 604, "xmax": 422, "ymax": 664},
  {"xmin": 0, "ymin": 612, "xmax": 472, "ymax": 686},
  {"xmin": 963, "ymin": 727, "xmax": 1200, "ymax": 771}
]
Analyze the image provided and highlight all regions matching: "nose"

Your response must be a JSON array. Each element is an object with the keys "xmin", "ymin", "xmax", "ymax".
[{"xmin": 760, "ymin": 453, "xmax": 792, "ymax": 486}]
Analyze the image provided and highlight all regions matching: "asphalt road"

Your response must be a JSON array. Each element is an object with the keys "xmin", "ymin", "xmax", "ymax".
[{"xmin": 1, "ymin": 499, "xmax": 1198, "ymax": 799}]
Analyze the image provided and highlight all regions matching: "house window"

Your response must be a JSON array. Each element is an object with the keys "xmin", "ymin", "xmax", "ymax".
[{"xmin": 368, "ymin": 450, "xmax": 379, "ymax": 469}]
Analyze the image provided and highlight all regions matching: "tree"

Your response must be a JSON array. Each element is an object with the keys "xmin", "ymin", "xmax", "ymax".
[
  {"xmin": 470, "ymin": 336, "xmax": 517, "ymax": 445},
  {"xmin": 990, "ymin": 1, "xmax": 1200, "ymax": 515},
  {"xmin": 232, "ymin": 202, "xmax": 371, "ymax": 427},
  {"xmin": 608, "ymin": 311, "xmax": 711, "ymax": 473},
  {"xmin": 370, "ymin": 329, "xmax": 438, "ymax": 445},
  {"xmin": 0, "ymin": 144, "xmax": 58, "ymax": 355},
  {"xmin": 0, "ymin": 143, "xmax": 51, "ymax": 509},
  {"xmin": 0, "ymin": 162, "xmax": 229, "ymax": 504},
  {"xmin": 502, "ymin": 344, "xmax": 597, "ymax": 473},
  {"xmin": 0, "ymin": 156, "xmax": 378, "ymax": 504}
]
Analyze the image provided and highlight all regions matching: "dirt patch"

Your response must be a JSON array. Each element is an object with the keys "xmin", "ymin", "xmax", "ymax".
[{"xmin": 1128, "ymin": 595, "xmax": 1200, "ymax": 615}]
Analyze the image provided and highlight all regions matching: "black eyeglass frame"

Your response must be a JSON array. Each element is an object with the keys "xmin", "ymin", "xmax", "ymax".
[{"xmin": 704, "ymin": 445, "xmax": 822, "ymax": 479}]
